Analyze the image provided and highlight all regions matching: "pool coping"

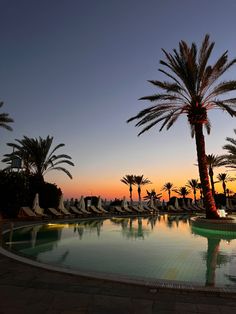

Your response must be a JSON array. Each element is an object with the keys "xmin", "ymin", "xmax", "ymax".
[{"xmin": 1, "ymin": 216, "xmax": 236, "ymax": 296}]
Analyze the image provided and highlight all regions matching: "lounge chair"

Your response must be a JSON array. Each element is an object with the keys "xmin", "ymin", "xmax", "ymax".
[
  {"xmin": 18, "ymin": 207, "xmax": 39, "ymax": 219},
  {"xmin": 79, "ymin": 207, "xmax": 91, "ymax": 215},
  {"xmin": 88, "ymin": 205, "xmax": 103, "ymax": 214},
  {"xmin": 58, "ymin": 207, "xmax": 74, "ymax": 217},
  {"xmin": 114, "ymin": 206, "xmax": 126, "ymax": 214},
  {"xmin": 48, "ymin": 207, "xmax": 63, "ymax": 217},
  {"xmin": 97, "ymin": 205, "xmax": 109, "ymax": 214},
  {"xmin": 70, "ymin": 206, "xmax": 83, "ymax": 216},
  {"xmin": 142, "ymin": 204, "xmax": 153, "ymax": 213},
  {"xmin": 34, "ymin": 206, "xmax": 48, "ymax": 218},
  {"xmin": 217, "ymin": 209, "xmax": 228, "ymax": 218},
  {"xmin": 129, "ymin": 204, "xmax": 145, "ymax": 214}
]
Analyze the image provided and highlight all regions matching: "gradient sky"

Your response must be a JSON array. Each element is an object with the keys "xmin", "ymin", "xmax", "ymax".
[{"xmin": 1, "ymin": 0, "xmax": 236, "ymax": 201}]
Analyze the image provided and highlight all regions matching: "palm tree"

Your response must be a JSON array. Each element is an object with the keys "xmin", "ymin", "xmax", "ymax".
[
  {"xmin": 187, "ymin": 179, "xmax": 199, "ymax": 204},
  {"xmin": 144, "ymin": 189, "xmax": 162, "ymax": 201},
  {"xmin": 127, "ymin": 34, "xmax": 236, "ymax": 219},
  {"xmin": 120, "ymin": 175, "xmax": 135, "ymax": 203},
  {"xmin": 216, "ymin": 173, "xmax": 235, "ymax": 197},
  {"xmin": 173, "ymin": 186, "xmax": 190, "ymax": 200},
  {"xmin": 222, "ymin": 129, "xmax": 236, "ymax": 170},
  {"xmin": 0, "ymin": 101, "xmax": 14, "ymax": 131},
  {"xmin": 196, "ymin": 182, "xmax": 203, "ymax": 199},
  {"xmin": 134, "ymin": 175, "xmax": 151, "ymax": 202},
  {"xmin": 161, "ymin": 182, "xmax": 174, "ymax": 201},
  {"xmin": 2, "ymin": 135, "xmax": 74, "ymax": 181},
  {"xmin": 206, "ymin": 154, "xmax": 226, "ymax": 196}
]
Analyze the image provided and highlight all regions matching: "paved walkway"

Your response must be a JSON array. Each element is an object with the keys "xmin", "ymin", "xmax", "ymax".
[{"xmin": 1, "ymin": 220, "xmax": 236, "ymax": 313}]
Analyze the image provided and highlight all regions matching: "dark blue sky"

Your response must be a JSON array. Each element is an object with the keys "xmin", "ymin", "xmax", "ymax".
[{"xmin": 1, "ymin": 0, "xmax": 236, "ymax": 199}]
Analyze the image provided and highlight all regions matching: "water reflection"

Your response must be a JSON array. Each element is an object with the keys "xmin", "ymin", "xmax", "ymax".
[{"xmin": 191, "ymin": 226, "xmax": 235, "ymax": 287}]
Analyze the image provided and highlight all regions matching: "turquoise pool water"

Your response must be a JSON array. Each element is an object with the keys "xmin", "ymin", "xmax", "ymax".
[{"xmin": 2, "ymin": 214, "xmax": 236, "ymax": 289}]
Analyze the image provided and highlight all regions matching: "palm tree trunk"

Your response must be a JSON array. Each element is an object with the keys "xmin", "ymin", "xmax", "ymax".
[
  {"xmin": 138, "ymin": 186, "xmax": 141, "ymax": 202},
  {"xmin": 209, "ymin": 167, "xmax": 215, "ymax": 196},
  {"xmin": 168, "ymin": 190, "xmax": 171, "ymax": 201},
  {"xmin": 129, "ymin": 185, "xmax": 133, "ymax": 203},
  {"xmin": 195, "ymin": 124, "xmax": 219, "ymax": 219}
]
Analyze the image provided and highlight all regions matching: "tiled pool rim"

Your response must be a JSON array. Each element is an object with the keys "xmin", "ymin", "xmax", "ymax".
[{"xmin": 1, "ymin": 216, "xmax": 236, "ymax": 296}]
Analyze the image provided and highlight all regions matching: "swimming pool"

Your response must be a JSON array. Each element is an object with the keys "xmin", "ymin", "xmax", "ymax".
[{"xmin": 2, "ymin": 214, "xmax": 236, "ymax": 290}]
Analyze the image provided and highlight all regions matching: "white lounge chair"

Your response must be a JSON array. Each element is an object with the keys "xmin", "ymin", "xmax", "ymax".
[
  {"xmin": 70, "ymin": 206, "xmax": 83, "ymax": 216},
  {"xmin": 89, "ymin": 205, "xmax": 103, "ymax": 214},
  {"xmin": 217, "ymin": 209, "xmax": 227, "ymax": 218},
  {"xmin": 48, "ymin": 207, "xmax": 63, "ymax": 217},
  {"xmin": 18, "ymin": 207, "xmax": 38, "ymax": 218}
]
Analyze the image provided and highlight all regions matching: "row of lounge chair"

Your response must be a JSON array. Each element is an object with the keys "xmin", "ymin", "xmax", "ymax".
[
  {"xmin": 18, "ymin": 204, "xmax": 109, "ymax": 219},
  {"xmin": 17, "ymin": 202, "xmax": 159, "ymax": 219}
]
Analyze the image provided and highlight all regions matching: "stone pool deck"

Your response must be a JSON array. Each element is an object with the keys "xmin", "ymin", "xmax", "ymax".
[{"xmin": 1, "ymin": 219, "xmax": 236, "ymax": 313}]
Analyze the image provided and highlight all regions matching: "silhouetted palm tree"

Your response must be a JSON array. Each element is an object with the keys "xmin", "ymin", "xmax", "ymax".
[
  {"xmin": 2, "ymin": 135, "xmax": 74, "ymax": 181},
  {"xmin": 206, "ymin": 154, "xmax": 226, "ymax": 196},
  {"xmin": 187, "ymin": 179, "xmax": 199, "ymax": 203},
  {"xmin": 161, "ymin": 182, "xmax": 174, "ymax": 201},
  {"xmin": 222, "ymin": 129, "xmax": 236, "ymax": 170},
  {"xmin": 121, "ymin": 175, "xmax": 135, "ymax": 203},
  {"xmin": 196, "ymin": 182, "xmax": 203, "ymax": 199},
  {"xmin": 134, "ymin": 175, "xmax": 151, "ymax": 202},
  {"xmin": 216, "ymin": 173, "xmax": 235, "ymax": 197},
  {"xmin": 173, "ymin": 187, "xmax": 190, "ymax": 203},
  {"xmin": 144, "ymin": 189, "xmax": 162, "ymax": 201},
  {"xmin": 0, "ymin": 101, "xmax": 14, "ymax": 131},
  {"xmin": 127, "ymin": 35, "xmax": 236, "ymax": 218}
]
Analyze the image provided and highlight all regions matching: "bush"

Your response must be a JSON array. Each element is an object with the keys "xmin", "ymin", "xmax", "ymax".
[{"xmin": 0, "ymin": 171, "xmax": 62, "ymax": 218}]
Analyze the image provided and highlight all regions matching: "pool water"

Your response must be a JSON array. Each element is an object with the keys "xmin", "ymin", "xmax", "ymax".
[{"xmin": 3, "ymin": 214, "xmax": 236, "ymax": 289}]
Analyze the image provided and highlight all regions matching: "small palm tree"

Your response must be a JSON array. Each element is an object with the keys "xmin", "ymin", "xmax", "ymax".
[
  {"xmin": 216, "ymin": 173, "xmax": 235, "ymax": 197},
  {"xmin": 196, "ymin": 182, "xmax": 203, "ymax": 199},
  {"xmin": 187, "ymin": 179, "xmax": 199, "ymax": 203},
  {"xmin": 127, "ymin": 34, "xmax": 236, "ymax": 219},
  {"xmin": 0, "ymin": 101, "xmax": 14, "ymax": 131},
  {"xmin": 120, "ymin": 175, "xmax": 135, "ymax": 203},
  {"xmin": 173, "ymin": 186, "xmax": 190, "ymax": 200},
  {"xmin": 206, "ymin": 154, "xmax": 226, "ymax": 196},
  {"xmin": 144, "ymin": 189, "xmax": 162, "ymax": 201},
  {"xmin": 222, "ymin": 129, "xmax": 236, "ymax": 170},
  {"xmin": 2, "ymin": 135, "xmax": 74, "ymax": 181},
  {"xmin": 134, "ymin": 175, "xmax": 151, "ymax": 202},
  {"xmin": 161, "ymin": 182, "xmax": 174, "ymax": 201}
]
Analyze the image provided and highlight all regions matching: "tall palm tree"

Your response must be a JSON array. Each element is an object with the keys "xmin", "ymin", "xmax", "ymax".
[
  {"xmin": 161, "ymin": 182, "xmax": 174, "ymax": 201},
  {"xmin": 0, "ymin": 101, "xmax": 14, "ymax": 131},
  {"xmin": 127, "ymin": 34, "xmax": 236, "ymax": 219},
  {"xmin": 134, "ymin": 175, "xmax": 151, "ymax": 202},
  {"xmin": 206, "ymin": 154, "xmax": 226, "ymax": 196},
  {"xmin": 187, "ymin": 179, "xmax": 199, "ymax": 204},
  {"xmin": 216, "ymin": 173, "xmax": 235, "ymax": 197},
  {"xmin": 120, "ymin": 175, "xmax": 135, "ymax": 203},
  {"xmin": 2, "ymin": 135, "xmax": 74, "ymax": 181},
  {"xmin": 222, "ymin": 129, "xmax": 236, "ymax": 170}
]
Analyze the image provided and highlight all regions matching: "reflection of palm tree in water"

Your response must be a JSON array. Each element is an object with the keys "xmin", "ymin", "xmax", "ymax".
[
  {"xmin": 205, "ymin": 238, "xmax": 220, "ymax": 287},
  {"xmin": 192, "ymin": 226, "xmax": 232, "ymax": 287}
]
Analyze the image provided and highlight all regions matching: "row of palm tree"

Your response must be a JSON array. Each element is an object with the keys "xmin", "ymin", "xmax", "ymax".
[
  {"xmin": 127, "ymin": 34, "xmax": 236, "ymax": 219},
  {"xmin": 121, "ymin": 175, "xmax": 151, "ymax": 203}
]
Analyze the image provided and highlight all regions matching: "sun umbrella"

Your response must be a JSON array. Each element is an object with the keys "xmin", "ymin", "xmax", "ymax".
[
  {"xmin": 32, "ymin": 193, "xmax": 40, "ymax": 211},
  {"xmin": 97, "ymin": 196, "xmax": 102, "ymax": 209},
  {"xmin": 58, "ymin": 194, "xmax": 66, "ymax": 211},
  {"xmin": 174, "ymin": 197, "xmax": 180, "ymax": 210},
  {"xmin": 78, "ymin": 196, "xmax": 86, "ymax": 211},
  {"xmin": 149, "ymin": 197, "xmax": 155, "ymax": 209},
  {"xmin": 121, "ymin": 196, "xmax": 128, "ymax": 208}
]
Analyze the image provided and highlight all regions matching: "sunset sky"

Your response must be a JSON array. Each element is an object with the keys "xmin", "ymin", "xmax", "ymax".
[{"xmin": 1, "ymin": 0, "xmax": 236, "ymax": 201}]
